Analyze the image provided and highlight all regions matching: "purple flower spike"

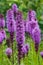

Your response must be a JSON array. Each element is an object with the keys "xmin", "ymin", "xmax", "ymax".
[
  {"xmin": 29, "ymin": 10, "xmax": 36, "ymax": 17},
  {"xmin": 32, "ymin": 27, "xmax": 41, "ymax": 52},
  {"xmin": 0, "ymin": 32, "xmax": 3, "ymax": 44},
  {"xmin": 0, "ymin": 14, "xmax": 5, "ymax": 28},
  {"xmin": 16, "ymin": 11, "xmax": 25, "ymax": 44},
  {"xmin": 6, "ymin": 9, "xmax": 16, "ymax": 33},
  {"xmin": 16, "ymin": 11, "xmax": 25, "ymax": 64},
  {"xmin": 21, "ymin": 44, "xmax": 29, "ymax": 56},
  {"xmin": 27, "ymin": 10, "xmax": 36, "ymax": 21},
  {"xmin": 32, "ymin": 27, "xmax": 41, "ymax": 44},
  {"xmin": 26, "ymin": 20, "xmax": 39, "ymax": 35},
  {"xmin": 6, "ymin": 48, "xmax": 12, "ymax": 56},
  {"xmin": 0, "ymin": 29, "xmax": 6, "ymax": 39},
  {"xmin": 12, "ymin": 4, "xmax": 18, "ymax": 13},
  {"xmin": 40, "ymin": 52, "xmax": 43, "ymax": 58}
]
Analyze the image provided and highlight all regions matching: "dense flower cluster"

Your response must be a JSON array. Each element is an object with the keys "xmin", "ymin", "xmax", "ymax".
[
  {"xmin": 0, "ymin": 14, "xmax": 6, "ymax": 44},
  {"xmin": 27, "ymin": 10, "xmax": 36, "ymax": 21},
  {"xmin": 12, "ymin": 4, "xmax": 18, "ymax": 13},
  {"xmin": 21, "ymin": 44, "xmax": 29, "ymax": 56},
  {"xmin": 32, "ymin": 27, "xmax": 41, "ymax": 44},
  {"xmin": 25, "ymin": 10, "xmax": 41, "ymax": 53},
  {"xmin": 16, "ymin": 11, "xmax": 25, "ymax": 45},
  {"xmin": 26, "ymin": 10, "xmax": 37, "ymax": 33},
  {"xmin": 15, "ymin": 11, "xmax": 26, "ymax": 64},
  {"xmin": 6, "ymin": 9, "xmax": 16, "ymax": 33},
  {"xmin": 32, "ymin": 27, "xmax": 41, "ymax": 52},
  {"xmin": 26, "ymin": 19, "xmax": 39, "ymax": 35}
]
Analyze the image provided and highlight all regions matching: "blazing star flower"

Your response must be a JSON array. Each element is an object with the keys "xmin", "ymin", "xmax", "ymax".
[
  {"xmin": 16, "ymin": 11, "xmax": 25, "ymax": 64},
  {"xmin": 21, "ymin": 44, "xmax": 29, "ymax": 56},
  {"xmin": 16, "ymin": 11, "xmax": 25, "ymax": 44},
  {"xmin": 6, "ymin": 48, "xmax": 12, "ymax": 56},
  {"xmin": 26, "ymin": 19, "xmax": 39, "ymax": 35},
  {"xmin": 0, "ymin": 14, "xmax": 5, "ymax": 28},
  {"xmin": 0, "ymin": 32, "xmax": 3, "ymax": 44},
  {"xmin": 32, "ymin": 27, "xmax": 41, "ymax": 52},
  {"xmin": 12, "ymin": 4, "xmax": 18, "ymax": 13},
  {"xmin": 27, "ymin": 10, "xmax": 36, "ymax": 21},
  {"xmin": 40, "ymin": 52, "xmax": 43, "ymax": 58},
  {"xmin": 29, "ymin": 10, "xmax": 36, "ymax": 17},
  {"xmin": 6, "ymin": 9, "xmax": 16, "ymax": 33},
  {"xmin": 0, "ymin": 29, "xmax": 6, "ymax": 39}
]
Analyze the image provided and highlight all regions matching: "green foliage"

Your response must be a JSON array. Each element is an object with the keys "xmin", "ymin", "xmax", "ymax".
[{"xmin": 0, "ymin": 34, "xmax": 43, "ymax": 65}]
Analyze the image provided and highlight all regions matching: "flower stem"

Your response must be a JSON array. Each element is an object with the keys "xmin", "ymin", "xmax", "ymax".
[
  {"xmin": 10, "ymin": 32, "xmax": 14, "ymax": 65},
  {"xmin": 12, "ymin": 43, "xmax": 14, "ymax": 65}
]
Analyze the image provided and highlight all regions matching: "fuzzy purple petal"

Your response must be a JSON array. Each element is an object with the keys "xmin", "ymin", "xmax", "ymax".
[
  {"xmin": 12, "ymin": 4, "xmax": 18, "ymax": 13},
  {"xmin": 6, "ymin": 48, "xmax": 12, "ymax": 55},
  {"xmin": 0, "ymin": 14, "xmax": 5, "ymax": 28},
  {"xmin": 32, "ymin": 27, "xmax": 41, "ymax": 44},
  {"xmin": 6, "ymin": 9, "xmax": 16, "ymax": 33}
]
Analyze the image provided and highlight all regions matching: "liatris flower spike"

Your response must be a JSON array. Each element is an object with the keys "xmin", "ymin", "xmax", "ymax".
[
  {"xmin": 16, "ymin": 11, "xmax": 25, "ymax": 65},
  {"xmin": 16, "ymin": 11, "xmax": 25, "ymax": 45},
  {"xmin": 27, "ymin": 10, "xmax": 36, "ymax": 21},
  {"xmin": 26, "ymin": 19, "xmax": 39, "ymax": 35},
  {"xmin": 12, "ymin": 4, "xmax": 18, "ymax": 13},
  {"xmin": 0, "ymin": 14, "xmax": 5, "ymax": 28},
  {"xmin": 21, "ymin": 44, "xmax": 29, "ymax": 57},
  {"xmin": 32, "ymin": 27, "xmax": 41, "ymax": 53},
  {"xmin": 6, "ymin": 48, "xmax": 12, "ymax": 58},
  {"xmin": 40, "ymin": 52, "xmax": 43, "ymax": 58},
  {"xmin": 6, "ymin": 9, "xmax": 16, "ymax": 33}
]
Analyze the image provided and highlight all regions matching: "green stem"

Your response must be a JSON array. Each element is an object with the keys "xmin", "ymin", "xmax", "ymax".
[{"xmin": 12, "ymin": 43, "xmax": 14, "ymax": 65}]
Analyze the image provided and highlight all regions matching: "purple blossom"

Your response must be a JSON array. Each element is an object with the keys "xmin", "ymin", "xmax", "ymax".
[
  {"xmin": 32, "ymin": 27, "xmax": 41, "ymax": 52},
  {"xmin": 0, "ymin": 32, "xmax": 4, "ymax": 44},
  {"xmin": 16, "ymin": 11, "xmax": 25, "ymax": 44},
  {"xmin": 29, "ymin": 10, "xmax": 36, "ymax": 17},
  {"xmin": 12, "ymin": 4, "xmax": 18, "ymax": 13},
  {"xmin": 26, "ymin": 19, "xmax": 39, "ymax": 35},
  {"xmin": 0, "ymin": 14, "xmax": 5, "ymax": 28},
  {"xmin": 21, "ymin": 44, "xmax": 29, "ymax": 55},
  {"xmin": 0, "ymin": 29, "xmax": 6, "ymax": 39},
  {"xmin": 15, "ymin": 11, "xmax": 25, "ymax": 64},
  {"xmin": 40, "ymin": 52, "xmax": 43, "ymax": 58},
  {"xmin": 6, "ymin": 48, "xmax": 12, "ymax": 56},
  {"xmin": 32, "ymin": 27, "xmax": 41, "ymax": 44},
  {"xmin": 6, "ymin": 9, "xmax": 16, "ymax": 33},
  {"xmin": 27, "ymin": 10, "xmax": 36, "ymax": 21}
]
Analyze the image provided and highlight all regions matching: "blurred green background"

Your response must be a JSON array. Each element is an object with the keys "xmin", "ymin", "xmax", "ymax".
[{"xmin": 0, "ymin": 0, "xmax": 43, "ymax": 30}]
